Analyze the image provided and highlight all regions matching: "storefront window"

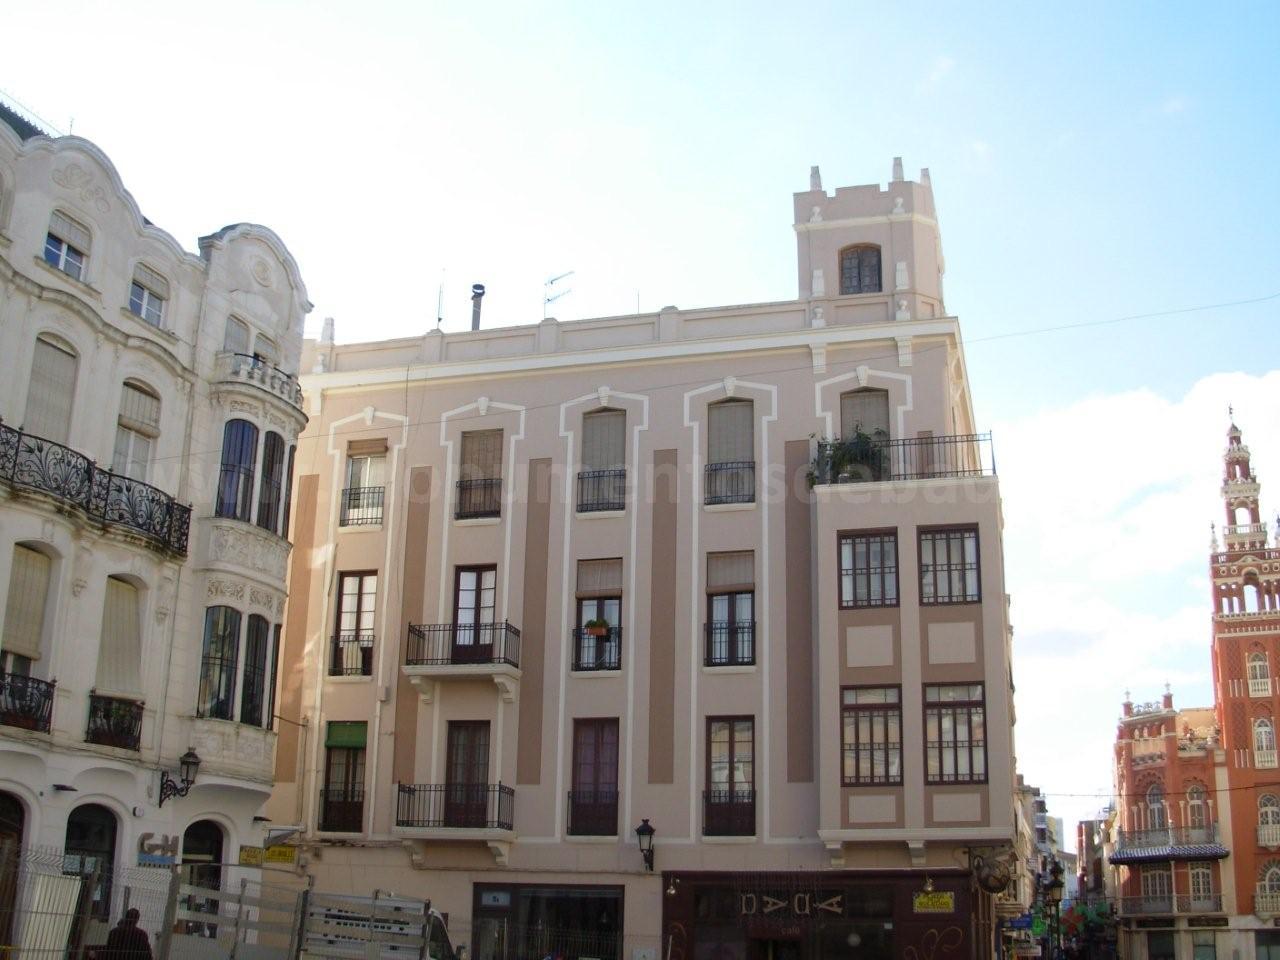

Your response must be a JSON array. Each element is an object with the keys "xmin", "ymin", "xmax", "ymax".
[{"xmin": 474, "ymin": 884, "xmax": 622, "ymax": 960}]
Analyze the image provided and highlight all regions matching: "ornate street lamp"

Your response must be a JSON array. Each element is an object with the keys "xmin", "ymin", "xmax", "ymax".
[
  {"xmin": 635, "ymin": 818, "xmax": 656, "ymax": 872},
  {"xmin": 1042, "ymin": 858, "xmax": 1065, "ymax": 960},
  {"xmin": 158, "ymin": 748, "xmax": 201, "ymax": 807}
]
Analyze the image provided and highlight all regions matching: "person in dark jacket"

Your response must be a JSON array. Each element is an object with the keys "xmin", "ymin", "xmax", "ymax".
[{"xmin": 99, "ymin": 907, "xmax": 153, "ymax": 959}]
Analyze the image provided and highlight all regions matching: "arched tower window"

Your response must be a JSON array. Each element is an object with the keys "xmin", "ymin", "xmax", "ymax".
[
  {"xmin": 839, "ymin": 244, "xmax": 882, "ymax": 294},
  {"xmin": 1146, "ymin": 783, "xmax": 1167, "ymax": 830}
]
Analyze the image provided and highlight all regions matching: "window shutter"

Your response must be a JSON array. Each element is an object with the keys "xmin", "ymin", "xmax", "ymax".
[
  {"xmin": 708, "ymin": 400, "xmax": 753, "ymax": 463},
  {"xmin": 707, "ymin": 551, "xmax": 754, "ymax": 591},
  {"xmin": 326, "ymin": 721, "xmax": 367, "ymax": 748},
  {"xmin": 582, "ymin": 410, "xmax": 625, "ymax": 470},
  {"xmin": 224, "ymin": 317, "xmax": 250, "ymax": 354},
  {"xmin": 132, "ymin": 263, "xmax": 169, "ymax": 299},
  {"xmin": 94, "ymin": 577, "xmax": 142, "ymax": 697},
  {"xmin": 25, "ymin": 336, "xmax": 78, "ymax": 443},
  {"xmin": 49, "ymin": 211, "xmax": 91, "ymax": 252},
  {"xmin": 2, "ymin": 545, "xmax": 51, "ymax": 660},
  {"xmin": 118, "ymin": 382, "xmax": 161, "ymax": 435},
  {"xmin": 577, "ymin": 558, "xmax": 624, "ymax": 597},
  {"xmin": 840, "ymin": 390, "xmax": 890, "ymax": 439},
  {"xmin": 461, "ymin": 430, "xmax": 503, "ymax": 480},
  {"xmin": 254, "ymin": 336, "xmax": 279, "ymax": 365},
  {"xmin": 347, "ymin": 438, "xmax": 388, "ymax": 457}
]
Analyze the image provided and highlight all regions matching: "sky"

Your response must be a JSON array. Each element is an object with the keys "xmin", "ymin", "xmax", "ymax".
[{"xmin": 5, "ymin": 0, "xmax": 1277, "ymax": 834}]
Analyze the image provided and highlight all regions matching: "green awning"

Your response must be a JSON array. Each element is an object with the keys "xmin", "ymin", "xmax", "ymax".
[{"xmin": 326, "ymin": 721, "xmax": 367, "ymax": 748}]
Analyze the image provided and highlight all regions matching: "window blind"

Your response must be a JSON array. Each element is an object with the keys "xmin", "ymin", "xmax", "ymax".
[
  {"xmin": 347, "ymin": 438, "xmax": 388, "ymax": 457},
  {"xmin": 461, "ymin": 430, "xmax": 503, "ymax": 480},
  {"xmin": 254, "ymin": 336, "xmax": 279, "ymax": 365},
  {"xmin": 94, "ymin": 577, "xmax": 142, "ymax": 697},
  {"xmin": 707, "ymin": 551, "xmax": 754, "ymax": 591},
  {"xmin": 49, "ymin": 211, "xmax": 91, "ymax": 251},
  {"xmin": 840, "ymin": 389, "xmax": 890, "ymax": 439},
  {"xmin": 582, "ymin": 410, "xmax": 625, "ymax": 470},
  {"xmin": 708, "ymin": 400, "xmax": 753, "ymax": 463},
  {"xmin": 118, "ymin": 382, "xmax": 161, "ymax": 435},
  {"xmin": 2, "ymin": 545, "xmax": 51, "ymax": 660},
  {"xmin": 577, "ymin": 558, "xmax": 624, "ymax": 597},
  {"xmin": 224, "ymin": 317, "xmax": 250, "ymax": 354},
  {"xmin": 25, "ymin": 336, "xmax": 78, "ymax": 443},
  {"xmin": 132, "ymin": 263, "xmax": 169, "ymax": 299}
]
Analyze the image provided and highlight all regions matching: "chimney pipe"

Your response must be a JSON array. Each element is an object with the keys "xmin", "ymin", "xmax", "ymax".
[{"xmin": 470, "ymin": 284, "xmax": 486, "ymax": 331}]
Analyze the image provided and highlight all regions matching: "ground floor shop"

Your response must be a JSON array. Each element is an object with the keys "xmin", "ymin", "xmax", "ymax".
[{"xmin": 1117, "ymin": 918, "xmax": 1280, "ymax": 960}]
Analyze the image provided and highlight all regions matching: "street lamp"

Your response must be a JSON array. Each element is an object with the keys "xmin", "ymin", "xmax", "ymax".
[
  {"xmin": 1042, "ymin": 858, "xmax": 1065, "ymax": 960},
  {"xmin": 158, "ymin": 748, "xmax": 201, "ymax": 807},
  {"xmin": 635, "ymin": 818, "xmax": 656, "ymax": 872}
]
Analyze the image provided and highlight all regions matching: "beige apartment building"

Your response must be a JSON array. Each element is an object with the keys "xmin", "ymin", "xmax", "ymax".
[{"xmin": 269, "ymin": 160, "xmax": 1020, "ymax": 960}]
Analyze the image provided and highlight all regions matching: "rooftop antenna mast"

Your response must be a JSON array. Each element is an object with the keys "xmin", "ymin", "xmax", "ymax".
[{"xmin": 544, "ymin": 270, "xmax": 575, "ymax": 319}]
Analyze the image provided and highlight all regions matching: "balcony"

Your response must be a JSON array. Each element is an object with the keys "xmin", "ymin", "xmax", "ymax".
[
  {"xmin": 577, "ymin": 469, "xmax": 626, "ymax": 513},
  {"xmin": 1259, "ymin": 823, "xmax": 1280, "ymax": 848},
  {"xmin": 705, "ymin": 461, "xmax": 755, "ymax": 505},
  {"xmin": 567, "ymin": 789, "xmax": 619, "ymax": 836},
  {"xmin": 1117, "ymin": 896, "xmax": 1173, "ymax": 916},
  {"xmin": 214, "ymin": 352, "xmax": 303, "ymax": 410},
  {"xmin": 402, "ymin": 622, "xmax": 521, "ymax": 703},
  {"xmin": 1259, "ymin": 749, "xmax": 1278, "ymax": 769},
  {"xmin": 328, "ymin": 633, "xmax": 374, "ymax": 677},
  {"xmin": 85, "ymin": 693, "xmax": 143, "ymax": 751},
  {"xmin": 0, "ymin": 420, "xmax": 190, "ymax": 557},
  {"xmin": 1110, "ymin": 825, "xmax": 1227, "ymax": 864},
  {"xmin": 319, "ymin": 786, "xmax": 365, "ymax": 832},
  {"xmin": 456, "ymin": 478, "xmax": 501, "ymax": 519},
  {"xmin": 0, "ymin": 671, "xmax": 55, "ymax": 732},
  {"xmin": 810, "ymin": 433, "xmax": 996, "ymax": 486},
  {"xmin": 339, "ymin": 486, "xmax": 385, "ymax": 526},
  {"xmin": 704, "ymin": 621, "xmax": 755, "ymax": 667},
  {"xmin": 1251, "ymin": 677, "xmax": 1273, "ymax": 697},
  {"xmin": 1257, "ymin": 888, "xmax": 1280, "ymax": 916},
  {"xmin": 703, "ymin": 789, "xmax": 756, "ymax": 837},
  {"xmin": 1176, "ymin": 894, "xmax": 1223, "ymax": 913},
  {"xmin": 395, "ymin": 782, "xmax": 515, "ymax": 859},
  {"xmin": 572, "ymin": 627, "xmax": 622, "ymax": 672}
]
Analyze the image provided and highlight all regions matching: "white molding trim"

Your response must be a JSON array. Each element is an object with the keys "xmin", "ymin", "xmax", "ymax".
[{"xmin": 813, "ymin": 367, "xmax": 914, "ymax": 440}]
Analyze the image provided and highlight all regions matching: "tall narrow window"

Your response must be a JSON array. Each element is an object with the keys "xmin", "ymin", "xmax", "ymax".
[
  {"xmin": 579, "ymin": 409, "xmax": 626, "ymax": 512},
  {"xmin": 256, "ymin": 431, "xmax": 286, "ymax": 533},
  {"xmin": 1256, "ymin": 719, "xmax": 1278, "ymax": 767},
  {"xmin": 94, "ymin": 577, "xmax": 142, "ymax": 698},
  {"xmin": 240, "ymin": 614, "xmax": 270, "ymax": 727},
  {"xmin": 64, "ymin": 804, "xmax": 116, "ymax": 919},
  {"xmin": 265, "ymin": 624, "xmax": 282, "ymax": 731},
  {"xmin": 332, "ymin": 573, "xmax": 377, "ymax": 676},
  {"xmin": 919, "ymin": 527, "xmax": 980, "ymax": 604},
  {"xmin": 321, "ymin": 722, "xmax": 366, "ymax": 832},
  {"xmin": 128, "ymin": 264, "xmax": 168, "ymax": 327},
  {"xmin": 1187, "ymin": 784, "xmax": 1208, "ymax": 832},
  {"xmin": 253, "ymin": 335, "xmax": 279, "ymax": 368},
  {"xmin": 1251, "ymin": 653, "xmax": 1272, "ymax": 697},
  {"xmin": 44, "ymin": 211, "xmax": 90, "ymax": 281},
  {"xmin": 215, "ymin": 419, "xmax": 259, "ymax": 521},
  {"xmin": 569, "ymin": 719, "xmax": 620, "ymax": 836},
  {"xmin": 452, "ymin": 566, "xmax": 497, "ymax": 663},
  {"xmin": 1141, "ymin": 866, "xmax": 1171, "ymax": 909},
  {"xmin": 1146, "ymin": 783, "xmax": 1167, "ymax": 830},
  {"xmin": 223, "ymin": 317, "xmax": 250, "ymax": 355},
  {"xmin": 840, "ymin": 389, "xmax": 890, "ymax": 439},
  {"xmin": 457, "ymin": 429, "xmax": 503, "ymax": 518},
  {"xmin": 574, "ymin": 559, "xmax": 622, "ymax": 671},
  {"xmin": 25, "ymin": 335, "xmax": 78, "ymax": 443},
  {"xmin": 281, "ymin": 446, "xmax": 297, "ymax": 539},
  {"xmin": 839, "ymin": 244, "xmax": 881, "ymax": 294},
  {"xmin": 445, "ymin": 721, "xmax": 491, "ymax": 828},
  {"xmin": 1189, "ymin": 863, "xmax": 1215, "ymax": 908},
  {"xmin": 924, "ymin": 683, "xmax": 986, "ymax": 784},
  {"xmin": 705, "ymin": 717, "xmax": 755, "ymax": 836},
  {"xmin": 112, "ymin": 381, "xmax": 161, "ymax": 482},
  {"xmin": 198, "ymin": 606, "xmax": 241, "ymax": 720},
  {"xmin": 839, "ymin": 531, "xmax": 898, "ymax": 608},
  {"xmin": 841, "ymin": 687, "xmax": 902, "ymax": 785},
  {"xmin": 342, "ymin": 448, "xmax": 386, "ymax": 526},
  {"xmin": 1, "ymin": 545, "xmax": 51, "ymax": 676},
  {"xmin": 706, "ymin": 400, "xmax": 754, "ymax": 505},
  {"xmin": 705, "ymin": 551, "xmax": 754, "ymax": 666}
]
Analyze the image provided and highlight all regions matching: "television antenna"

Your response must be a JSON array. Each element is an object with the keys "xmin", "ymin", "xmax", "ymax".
[{"xmin": 544, "ymin": 270, "xmax": 575, "ymax": 319}]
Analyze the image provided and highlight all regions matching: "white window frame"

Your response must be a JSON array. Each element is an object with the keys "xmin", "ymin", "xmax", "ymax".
[{"xmin": 128, "ymin": 281, "xmax": 165, "ymax": 326}]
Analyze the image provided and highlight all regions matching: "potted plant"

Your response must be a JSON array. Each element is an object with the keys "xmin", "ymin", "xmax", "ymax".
[{"xmin": 584, "ymin": 617, "xmax": 610, "ymax": 637}]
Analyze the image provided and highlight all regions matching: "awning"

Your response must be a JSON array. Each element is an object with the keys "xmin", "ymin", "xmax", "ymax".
[{"xmin": 1110, "ymin": 843, "xmax": 1229, "ymax": 864}]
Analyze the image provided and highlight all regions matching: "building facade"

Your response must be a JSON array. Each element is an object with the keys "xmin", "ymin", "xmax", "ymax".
[
  {"xmin": 0, "ymin": 103, "xmax": 309, "ymax": 923},
  {"xmin": 268, "ymin": 160, "xmax": 1019, "ymax": 960}
]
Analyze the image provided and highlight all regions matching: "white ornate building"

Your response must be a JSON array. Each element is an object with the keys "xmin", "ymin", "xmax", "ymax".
[{"xmin": 0, "ymin": 101, "xmax": 309, "ymax": 916}]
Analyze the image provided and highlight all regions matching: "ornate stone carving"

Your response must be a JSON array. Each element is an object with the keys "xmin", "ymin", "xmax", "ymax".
[
  {"xmin": 229, "ymin": 399, "xmax": 258, "ymax": 415},
  {"xmin": 249, "ymin": 586, "xmax": 276, "ymax": 611},
  {"xmin": 895, "ymin": 260, "xmax": 909, "ymax": 291},
  {"xmin": 207, "ymin": 520, "xmax": 291, "ymax": 584},
  {"xmin": 251, "ymin": 257, "xmax": 274, "ymax": 287},
  {"xmin": 207, "ymin": 578, "xmax": 246, "ymax": 602},
  {"xmin": 52, "ymin": 164, "xmax": 111, "ymax": 213}
]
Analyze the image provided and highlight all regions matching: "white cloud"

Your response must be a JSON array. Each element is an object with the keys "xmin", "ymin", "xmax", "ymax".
[
  {"xmin": 998, "ymin": 371, "xmax": 1280, "ymax": 831},
  {"xmin": 917, "ymin": 55, "xmax": 957, "ymax": 93}
]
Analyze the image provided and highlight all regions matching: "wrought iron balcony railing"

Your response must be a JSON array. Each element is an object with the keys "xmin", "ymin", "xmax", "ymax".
[
  {"xmin": 1176, "ymin": 894, "xmax": 1223, "ymax": 912},
  {"xmin": 577, "ymin": 469, "xmax": 626, "ymax": 512},
  {"xmin": 572, "ymin": 626, "xmax": 621, "ymax": 671},
  {"xmin": 0, "ymin": 420, "xmax": 191, "ymax": 556},
  {"xmin": 704, "ymin": 621, "xmax": 755, "ymax": 667},
  {"xmin": 339, "ymin": 485, "xmax": 385, "ymax": 526},
  {"xmin": 319, "ymin": 786, "xmax": 365, "ymax": 832},
  {"xmin": 1114, "ymin": 824, "xmax": 1220, "ymax": 849},
  {"xmin": 329, "ymin": 633, "xmax": 375, "ymax": 676},
  {"xmin": 703, "ymin": 788, "xmax": 756, "ymax": 836},
  {"xmin": 811, "ymin": 433, "xmax": 996, "ymax": 485},
  {"xmin": 1117, "ymin": 895, "xmax": 1173, "ymax": 915},
  {"xmin": 456, "ymin": 477, "xmax": 502, "ymax": 519},
  {"xmin": 0, "ymin": 671, "xmax": 55, "ymax": 732},
  {"xmin": 216, "ymin": 352, "xmax": 303, "ymax": 409},
  {"xmin": 405, "ymin": 622, "xmax": 521, "ymax": 668},
  {"xmin": 85, "ymin": 693, "xmax": 143, "ymax": 750},
  {"xmin": 705, "ymin": 461, "xmax": 755, "ymax": 505},
  {"xmin": 396, "ymin": 782, "xmax": 515, "ymax": 831},
  {"xmin": 567, "ymin": 789, "xmax": 619, "ymax": 836}
]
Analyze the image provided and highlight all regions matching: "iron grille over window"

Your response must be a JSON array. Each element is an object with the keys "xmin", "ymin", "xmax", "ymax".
[
  {"xmin": 839, "ymin": 245, "xmax": 881, "ymax": 294},
  {"xmin": 841, "ymin": 686, "xmax": 902, "ymax": 785},
  {"xmin": 924, "ymin": 683, "xmax": 986, "ymax": 784},
  {"xmin": 840, "ymin": 532, "xmax": 899, "ymax": 608},
  {"xmin": 215, "ymin": 419, "xmax": 258, "ymax": 522},
  {"xmin": 919, "ymin": 527, "xmax": 980, "ymax": 604}
]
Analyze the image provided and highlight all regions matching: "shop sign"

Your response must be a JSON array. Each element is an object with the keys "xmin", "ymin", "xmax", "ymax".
[
  {"xmin": 239, "ymin": 846, "xmax": 264, "ymax": 866},
  {"xmin": 264, "ymin": 845, "xmax": 296, "ymax": 865},
  {"xmin": 137, "ymin": 833, "xmax": 178, "ymax": 866},
  {"xmin": 912, "ymin": 891, "xmax": 956, "ymax": 914},
  {"xmin": 737, "ymin": 892, "xmax": 844, "ymax": 920},
  {"xmin": 1007, "ymin": 915, "xmax": 1034, "ymax": 930}
]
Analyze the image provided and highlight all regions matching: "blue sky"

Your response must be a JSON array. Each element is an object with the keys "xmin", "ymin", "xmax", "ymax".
[{"xmin": 4, "ymin": 0, "xmax": 1277, "ymax": 831}]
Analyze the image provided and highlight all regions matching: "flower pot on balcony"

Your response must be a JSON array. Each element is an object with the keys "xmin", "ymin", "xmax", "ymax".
[{"xmin": 584, "ymin": 620, "xmax": 609, "ymax": 637}]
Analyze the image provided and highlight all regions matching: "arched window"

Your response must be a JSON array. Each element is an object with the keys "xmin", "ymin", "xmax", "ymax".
[
  {"xmin": 240, "ymin": 614, "xmax": 271, "ymax": 727},
  {"xmin": 839, "ymin": 244, "xmax": 882, "ymax": 294},
  {"xmin": 256, "ymin": 432, "xmax": 285, "ymax": 534},
  {"xmin": 128, "ymin": 263, "xmax": 168, "ymax": 327},
  {"xmin": 1146, "ymin": 783, "xmax": 1167, "ymax": 830},
  {"xmin": 112, "ymin": 381, "xmax": 161, "ymax": 482},
  {"xmin": 182, "ymin": 819, "xmax": 225, "ymax": 890},
  {"xmin": 65, "ymin": 803, "xmax": 117, "ymax": 919},
  {"xmin": 0, "ymin": 791, "xmax": 23, "ymax": 942},
  {"xmin": 1245, "ymin": 576, "xmax": 1264, "ymax": 614},
  {"xmin": 215, "ymin": 420, "xmax": 259, "ymax": 521},
  {"xmin": 198, "ymin": 606, "xmax": 241, "ymax": 720},
  {"xmin": 1256, "ymin": 719, "xmax": 1277, "ymax": 765},
  {"xmin": 1260, "ymin": 794, "xmax": 1280, "ymax": 826},
  {"xmin": 1252, "ymin": 653, "xmax": 1271, "ymax": 680},
  {"xmin": 1187, "ymin": 784, "xmax": 1207, "ymax": 829},
  {"xmin": 25, "ymin": 334, "xmax": 78, "ymax": 443},
  {"xmin": 44, "ymin": 211, "xmax": 90, "ymax": 281},
  {"xmin": 1262, "ymin": 862, "xmax": 1280, "ymax": 894}
]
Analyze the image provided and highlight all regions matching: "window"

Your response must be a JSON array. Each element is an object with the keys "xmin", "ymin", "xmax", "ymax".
[
  {"xmin": 1192, "ymin": 931, "xmax": 1217, "ymax": 960},
  {"xmin": 128, "ymin": 264, "xmax": 168, "ymax": 327},
  {"xmin": 1146, "ymin": 783, "xmax": 1167, "ymax": 830},
  {"xmin": 94, "ymin": 577, "xmax": 142, "ymax": 698},
  {"xmin": 839, "ymin": 245, "xmax": 881, "ymax": 295},
  {"xmin": 706, "ymin": 399, "xmax": 754, "ymax": 505},
  {"xmin": 281, "ymin": 446, "xmax": 297, "ymax": 538},
  {"xmin": 575, "ymin": 559, "xmax": 622, "ymax": 671},
  {"xmin": 570, "ymin": 719, "xmax": 620, "ymax": 836},
  {"xmin": 111, "ymin": 381, "xmax": 160, "ymax": 482},
  {"xmin": 321, "ymin": 722, "xmax": 366, "ymax": 832},
  {"xmin": 253, "ymin": 335, "xmax": 279, "ymax": 368},
  {"xmin": 240, "ymin": 614, "xmax": 271, "ymax": 727},
  {"xmin": 1188, "ymin": 784, "xmax": 1207, "ymax": 829},
  {"xmin": 223, "ymin": 316, "xmax": 250, "ymax": 355},
  {"xmin": 840, "ymin": 388, "xmax": 890, "ymax": 440},
  {"xmin": 1261, "ymin": 794, "xmax": 1280, "ymax": 826},
  {"xmin": 1257, "ymin": 718, "xmax": 1278, "ymax": 766},
  {"xmin": 924, "ymin": 683, "xmax": 986, "ymax": 784},
  {"xmin": 215, "ymin": 419, "xmax": 259, "ymax": 521},
  {"xmin": 839, "ymin": 532, "xmax": 898, "ymax": 608},
  {"xmin": 579, "ymin": 409, "xmax": 626, "ymax": 512},
  {"xmin": 198, "ymin": 606, "xmax": 240, "ymax": 720},
  {"xmin": 44, "ymin": 211, "xmax": 89, "ymax": 281},
  {"xmin": 705, "ymin": 717, "xmax": 755, "ymax": 836},
  {"xmin": 457, "ymin": 429, "xmax": 503, "ymax": 519},
  {"xmin": 256, "ymin": 431, "xmax": 286, "ymax": 533},
  {"xmin": 25, "ymin": 335, "xmax": 78, "ymax": 443},
  {"xmin": 705, "ymin": 551, "xmax": 754, "ymax": 666},
  {"xmin": 64, "ymin": 804, "xmax": 117, "ymax": 919},
  {"xmin": 1190, "ymin": 862, "xmax": 1215, "ymax": 906},
  {"xmin": 341, "ymin": 448, "xmax": 386, "ymax": 526},
  {"xmin": 2, "ymin": 545, "xmax": 50, "ymax": 675},
  {"xmin": 919, "ymin": 527, "xmax": 980, "ymax": 604},
  {"xmin": 445, "ymin": 720, "xmax": 491, "ymax": 827},
  {"xmin": 1251, "ymin": 653, "xmax": 1272, "ymax": 696},
  {"xmin": 842, "ymin": 687, "xmax": 902, "ymax": 785},
  {"xmin": 332, "ymin": 572, "xmax": 377, "ymax": 676},
  {"xmin": 266, "ymin": 624, "xmax": 282, "ymax": 731}
]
